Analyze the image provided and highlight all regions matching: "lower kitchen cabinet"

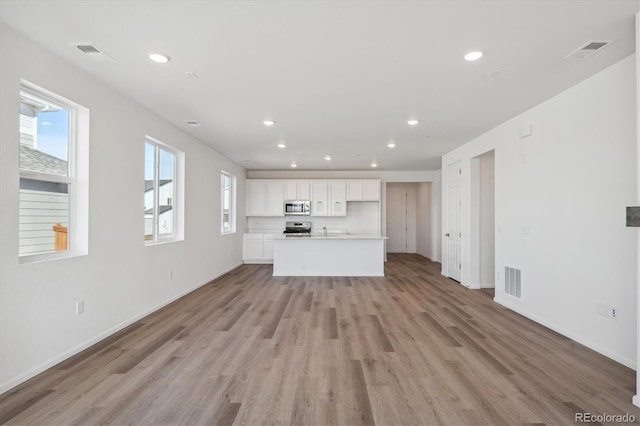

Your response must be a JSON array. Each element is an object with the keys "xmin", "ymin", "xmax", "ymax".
[{"xmin": 243, "ymin": 233, "xmax": 278, "ymax": 263}]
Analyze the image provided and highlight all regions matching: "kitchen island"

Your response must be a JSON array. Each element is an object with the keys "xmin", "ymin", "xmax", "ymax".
[{"xmin": 272, "ymin": 235, "xmax": 386, "ymax": 277}]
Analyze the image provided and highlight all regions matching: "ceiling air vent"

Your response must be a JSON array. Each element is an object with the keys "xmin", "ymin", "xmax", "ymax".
[
  {"xmin": 565, "ymin": 40, "xmax": 612, "ymax": 60},
  {"xmin": 72, "ymin": 43, "xmax": 114, "ymax": 62},
  {"xmin": 184, "ymin": 120, "xmax": 202, "ymax": 128}
]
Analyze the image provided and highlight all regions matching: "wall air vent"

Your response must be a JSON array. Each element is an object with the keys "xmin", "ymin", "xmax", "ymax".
[
  {"xmin": 505, "ymin": 266, "xmax": 522, "ymax": 298},
  {"xmin": 72, "ymin": 43, "xmax": 114, "ymax": 62},
  {"xmin": 564, "ymin": 40, "xmax": 612, "ymax": 60}
]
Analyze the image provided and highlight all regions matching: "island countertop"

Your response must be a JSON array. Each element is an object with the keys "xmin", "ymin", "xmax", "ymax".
[
  {"xmin": 273, "ymin": 235, "xmax": 385, "ymax": 277},
  {"xmin": 273, "ymin": 234, "xmax": 387, "ymax": 240}
]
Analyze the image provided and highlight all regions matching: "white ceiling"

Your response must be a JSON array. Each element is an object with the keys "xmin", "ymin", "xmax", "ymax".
[{"xmin": 1, "ymin": 1, "xmax": 638, "ymax": 171}]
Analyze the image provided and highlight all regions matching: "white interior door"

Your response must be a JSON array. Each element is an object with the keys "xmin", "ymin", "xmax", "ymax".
[
  {"xmin": 447, "ymin": 162, "xmax": 462, "ymax": 281},
  {"xmin": 386, "ymin": 185, "xmax": 407, "ymax": 253}
]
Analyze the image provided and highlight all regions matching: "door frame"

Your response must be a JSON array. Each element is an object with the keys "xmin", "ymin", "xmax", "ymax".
[{"xmin": 444, "ymin": 161, "xmax": 462, "ymax": 281}]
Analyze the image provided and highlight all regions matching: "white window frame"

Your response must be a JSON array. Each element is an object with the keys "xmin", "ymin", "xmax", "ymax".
[
  {"xmin": 19, "ymin": 81, "xmax": 89, "ymax": 263},
  {"xmin": 221, "ymin": 171, "xmax": 236, "ymax": 235},
  {"xmin": 145, "ymin": 136, "xmax": 182, "ymax": 245}
]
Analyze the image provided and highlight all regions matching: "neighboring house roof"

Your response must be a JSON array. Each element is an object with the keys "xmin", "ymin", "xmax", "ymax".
[
  {"xmin": 144, "ymin": 179, "xmax": 172, "ymax": 192},
  {"xmin": 144, "ymin": 205, "xmax": 173, "ymax": 215},
  {"xmin": 19, "ymin": 144, "xmax": 67, "ymax": 175}
]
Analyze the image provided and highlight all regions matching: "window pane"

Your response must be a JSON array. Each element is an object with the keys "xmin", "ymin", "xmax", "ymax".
[
  {"xmin": 19, "ymin": 91, "xmax": 69, "ymax": 177},
  {"xmin": 221, "ymin": 173, "xmax": 234, "ymax": 234},
  {"xmin": 158, "ymin": 149, "xmax": 175, "ymax": 238},
  {"xmin": 144, "ymin": 143, "xmax": 155, "ymax": 241},
  {"xmin": 19, "ymin": 178, "xmax": 69, "ymax": 256}
]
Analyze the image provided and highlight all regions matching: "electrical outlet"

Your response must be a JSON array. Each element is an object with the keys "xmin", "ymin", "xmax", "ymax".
[
  {"xmin": 76, "ymin": 300, "xmax": 84, "ymax": 315},
  {"xmin": 610, "ymin": 306, "xmax": 618, "ymax": 320},
  {"xmin": 497, "ymin": 271, "xmax": 501, "ymax": 281}
]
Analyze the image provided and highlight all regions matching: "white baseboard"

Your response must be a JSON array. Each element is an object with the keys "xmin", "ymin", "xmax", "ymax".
[
  {"xmin": 633, "ymin": 395, "xmax": 640, "ymax": 408},
  {"xmin": 0, "ymin": 262, "xmax": 243, "ymax": 395},
  {"xmin": 494, "ymin": 296, "xmax": 636, "ymax": 370}
]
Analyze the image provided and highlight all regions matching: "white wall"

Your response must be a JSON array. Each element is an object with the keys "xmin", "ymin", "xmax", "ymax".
[
  {"xmin": 442, "ymin": 54, "xmax": 637, "ymax": 368},
  {"xmin": 249, "ymin": 170, "xmax": 442, "ymax": 262},
  {"xmin": 416, "ymin": 182, "xmax": 432, "ymax": 259},
  {"xmin": 0, "ymin": 23, "xmax": 246, "ymax": 393}
]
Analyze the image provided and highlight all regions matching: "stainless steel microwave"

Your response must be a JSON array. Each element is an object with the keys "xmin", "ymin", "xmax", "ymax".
[{"xmin": 284, "ymin": 200, "xmax": 311, "ymax": 216}]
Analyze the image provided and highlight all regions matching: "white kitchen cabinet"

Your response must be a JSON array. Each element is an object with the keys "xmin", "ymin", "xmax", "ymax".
[
  {"xmin": 263, "ymin": 233, "xmax": 278, "ymax": 260},
  {"xmin": 329, "ymin": 180, "xmax": 347, "ymax": 216},
  {"xmin": 311, "ymin": 181, "xmax": 328, "ymax": 216},
  {"xmin": 243, "ymin": 233, "xmax": 279, "ymax": 263},
  {"xmin": 284, "ymin": 180, "xmax": 310, "ymax": 200},
  {"xmin": 246, "ymin": 180, "xmax": 284, "ymax": 216},
  {"xmin": 297, "ymin": 180, "xmax": 311, "ymax": 200},
  {"xmin": 346, "ymin": 179, "xmax": 381, "ymax": 201},
  {"xmin": 246, "ymin": 180, "xmax": 267, "ymax": 216},
  {"xmin": 243, "ymin": 234, "xmax": 265, "ymax": 260},
  {"xmin": 347, "ymin": 181, "xmax": 363, "ymax": 201},
  {"xmin": 265, "ymin": 181, "xmax": 284, "ymax": 216},
  {"xmin": 363, "ymin": 180, "xmax": 381, "ymax": 201}
]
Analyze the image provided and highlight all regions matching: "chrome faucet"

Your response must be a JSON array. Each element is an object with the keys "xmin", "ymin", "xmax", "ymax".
[{"xmin": 323, "ymin": 226, "xmax": 327, "ymax": 237}]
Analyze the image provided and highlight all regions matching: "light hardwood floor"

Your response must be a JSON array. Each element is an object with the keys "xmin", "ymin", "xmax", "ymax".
[{"xmin": 1, "ymin": 254, "xmax": 638, "ymax": 425}]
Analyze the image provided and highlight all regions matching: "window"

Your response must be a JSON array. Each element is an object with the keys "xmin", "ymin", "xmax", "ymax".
[
  {"xmin": 145, "ymin": 137, "xmax": 181, "ymax": 243},
  {"xmin": 18, "ymin": 84, "xmax": 88, "ymax": 260},
  {"xmin": 221, "ymin": 171, "xmax": 236, "ymax": 234}
]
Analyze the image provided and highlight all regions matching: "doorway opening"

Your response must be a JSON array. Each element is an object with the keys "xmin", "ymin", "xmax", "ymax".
[
  {"xmin": 385, "ymin": 182, "xmax": 433, "ymax": 257},
  {"xmin": 471, "ymin": 150, "xmax": 495, "ymax": 289}
]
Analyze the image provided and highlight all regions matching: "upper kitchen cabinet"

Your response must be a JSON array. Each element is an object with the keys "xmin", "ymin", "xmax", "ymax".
[
  {"xmin": 329, "ymin": 180, "xmax": 347, "ymax": 216},
  {"xmin": 246, "ymin": 180, "xmax": 267, "ymax": 216},
  {"xmin": 266, "ymin": 181, "xmax": 285, "ymax": 216},
  {"xmin": 246, "ymin": 180, "xmax": 284, "ymax": 216},
  {"xmin": 311, "ymin": 181, "xmax": 328, "ymax": 216},
  {"xmin": 346, "ymin": 179, "xmax": 381, "ymax": 201},
  {"xmin": 284, "ymin": 180, "xmax": 310, "ymax": 200}
]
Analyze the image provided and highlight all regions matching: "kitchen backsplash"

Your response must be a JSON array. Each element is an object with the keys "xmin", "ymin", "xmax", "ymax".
[{"xmin": 247, "ymin": 201, "xmax": 379, "ymax": 235}]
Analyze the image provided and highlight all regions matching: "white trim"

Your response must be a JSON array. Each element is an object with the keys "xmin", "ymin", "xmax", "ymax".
[
  {"xmin": 494, "ymin": 296, "xmax": 636, "ymax": 370},
  {"xmin": 633, "ymin": 395, "xmax": 640, "ymax": 408},
  {"xmin": 18, "ymin": 81, "xmax": 89, "ymax": 262},
  {"xmin": 144, "ymin": 136, "xmax": 182, "ymax": 245},
  {"xmin": 0, "ymin": 262, "xmax": 243, "ymax": 395},
  {"xmin": 221, "ymin": 170, "xmax": 236, "ymax": 235}
]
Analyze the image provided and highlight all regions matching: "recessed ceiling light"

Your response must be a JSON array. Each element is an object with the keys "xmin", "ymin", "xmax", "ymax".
[
  {"xmin": 277, "ymin": 143, "xmax": 286, "ymax": 149},
  {"xmin": 324, "ymin": 155, "xmax": 332, "ymax": 161},
  {"xmin": 263, "ymin": 120, "xmax": 275, "ymax": 126},
  {"xmin": 464, "ymin": 51, "xmax": 483, "ymax": 61},
  {"xmin": 387, "ymin": 142, "xmax": 396, "ymax": 148},
  {"xmin": 149, "ymin": 53, "xmax": 170, "ymax": 63},
  {"xmin": 407, "ymin": 120, "xmax": 419, "ymax": 126},
  {"xmin": 371, "ymin": 162, "xmax": 378, "ymax": 168},
  {"xmin": 291, "ymin": 163, "xmax": 297, "ymax": 168}
]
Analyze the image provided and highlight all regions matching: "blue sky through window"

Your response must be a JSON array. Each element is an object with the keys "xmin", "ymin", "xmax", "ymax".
[{"xmin": 36, "ymin": 109, "xmax": 68, "ymax": 161}]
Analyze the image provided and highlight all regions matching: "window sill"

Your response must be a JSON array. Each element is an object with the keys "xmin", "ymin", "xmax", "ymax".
[
  {"xmin": 145, "ymin": 238, "xmax": 184, "ymax": 247},
  {"xmin": 19, "ymin": 250, "xmax": 88, "ymax": 265}
]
